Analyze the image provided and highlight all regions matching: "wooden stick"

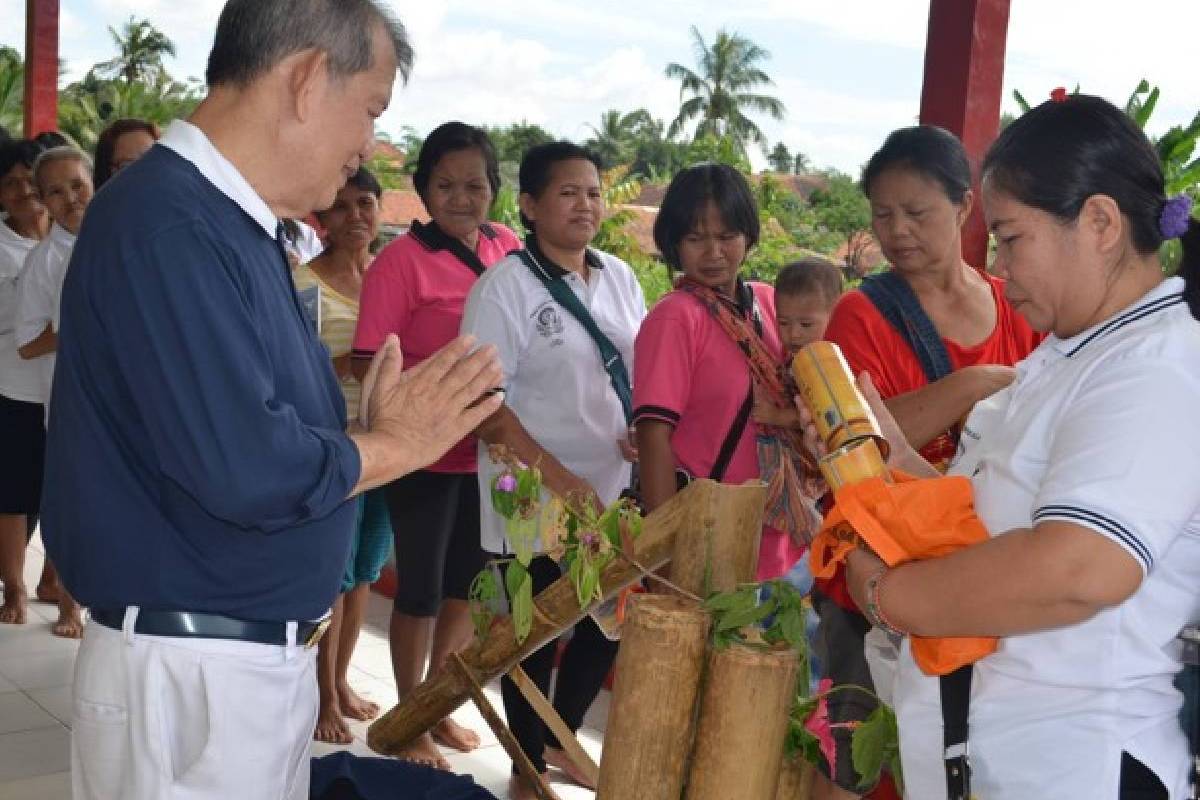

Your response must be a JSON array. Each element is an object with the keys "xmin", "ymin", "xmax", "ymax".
[
  {"xmin": 508, "ymin": 664, "xmax": 600, "ymax": 788},
  {"xmin": 368, "ymin": 480, "xmax": 767, "ymax": 755},
  {"xmin": 448, "ymin": 654, "xmax": 556, "ymax": 800}
]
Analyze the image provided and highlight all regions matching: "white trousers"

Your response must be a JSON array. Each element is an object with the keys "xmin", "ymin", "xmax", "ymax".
[{"xmin": 71, "ymin": 608, "xmax": 318, "ymax": 800}]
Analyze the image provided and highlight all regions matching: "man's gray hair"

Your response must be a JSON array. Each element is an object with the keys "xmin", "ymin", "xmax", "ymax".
[
  {"xmin": 205, "ymin": 0, "xmax": 414, "ymax": 88},
  {"xmin": 32, "ymin": 146, "xmax": 93, "ymax": 190}
]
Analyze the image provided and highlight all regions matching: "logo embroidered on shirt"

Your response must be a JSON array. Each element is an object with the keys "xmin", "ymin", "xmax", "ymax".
[{"xmin": 534, "ymin": 304, "xmax": 564, "ymax": 339}]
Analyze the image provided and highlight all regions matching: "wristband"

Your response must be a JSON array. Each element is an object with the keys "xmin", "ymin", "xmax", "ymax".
[{"xmin": 864, "ymin": 568, "xmax": 905, "ymax": 637}]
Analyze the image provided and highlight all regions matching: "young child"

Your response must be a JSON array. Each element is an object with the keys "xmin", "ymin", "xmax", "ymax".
[
  {"xmin": 754, "ymin": 256, "xmax": 844, "ymax": 430},
  {"xmin": 775, "ymin": 256, "xmax": 844, "ymax": 359},
  {"xmin": 14, "ymin": 145, "xmax": 93, "ymax": 638}
]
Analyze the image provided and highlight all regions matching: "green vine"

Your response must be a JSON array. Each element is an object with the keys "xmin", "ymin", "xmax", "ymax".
[{"xmin": 469, "ymin": 447, "xmax": 644, "ymax": 645}]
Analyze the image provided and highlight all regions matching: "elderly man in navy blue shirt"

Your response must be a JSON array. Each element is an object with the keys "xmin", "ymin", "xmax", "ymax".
[{"xmin": 40, "ymin": 2, "xmax": 502, "ymax": 798}]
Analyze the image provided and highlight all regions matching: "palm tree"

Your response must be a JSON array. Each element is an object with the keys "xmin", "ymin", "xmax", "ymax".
[
  {"xmin": 95, "ymin": 17, "xmax": 176, "ymax": 86},
  {"xmin": 586, "ymin": 109, "xmax": 654, "ymax": 168},
  {"xmin": 665, "ymin": 26, "xmax": 786, "ymax": 151}
]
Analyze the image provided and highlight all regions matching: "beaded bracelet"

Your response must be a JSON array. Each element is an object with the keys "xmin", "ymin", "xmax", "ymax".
[{"xmin": 864, "ymin": 568, "xmax": 905, "ymax": 637}]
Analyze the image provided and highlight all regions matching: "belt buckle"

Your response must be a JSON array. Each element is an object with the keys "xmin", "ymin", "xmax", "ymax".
[{"xmin": 304, "ymin": 617, "xmax": 332, "ymax": 649}]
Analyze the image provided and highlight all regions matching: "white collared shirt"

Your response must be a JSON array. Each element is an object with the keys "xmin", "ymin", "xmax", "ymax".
[
  {"xmin": 461, "ymin": 248, "xmax": 646, "ymax": 554},
  {"xmin": 890, "ymin": 277, "xmax": 1200, "ymax": 799},
  {"xmin": 15, "ymin": 223, "xmax": 77, "ymax": 413},
  {"xmin": 159, "ymin": 120, "xmax": 279, "ymax": 237},
  {"xmin": 0, "ymin": 221, "xmax": 44, "ymax": 402}
]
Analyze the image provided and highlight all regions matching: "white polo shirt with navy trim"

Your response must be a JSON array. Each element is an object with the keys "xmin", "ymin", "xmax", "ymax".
[
  {"xmin": 461, "ymin": 244, "xmax": 646, "ymax": 555},
  {"xmin": 889, "ymin": 276, "xmax": 1200, "ymax": 800}
]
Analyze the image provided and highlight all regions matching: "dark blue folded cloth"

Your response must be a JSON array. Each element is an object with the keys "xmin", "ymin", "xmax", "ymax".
[{"xmin": 311, "ymin": 752, "xmax": 499, "ymax": 800}]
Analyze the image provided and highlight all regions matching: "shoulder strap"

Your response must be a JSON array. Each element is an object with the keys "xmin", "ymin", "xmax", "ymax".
[
  {"xmin": 859, "ymin": 271, "xmax": 954, "ymax": 382},
  {"xmin": 517, "ymin": 250, "xmax": 633, "ymax": 424},
  {"xmin": 409, "ymin": 220, "xmax": 487, "ymax": 277},
  {"xmin": 940, "ymin": 665, "xmax": 974, "ymax": 800},
  {"xmin": 710, "ymin": 387, "xmax": 754, "ymax": 481}
]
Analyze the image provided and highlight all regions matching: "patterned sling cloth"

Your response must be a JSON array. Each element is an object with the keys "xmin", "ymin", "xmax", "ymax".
[{"xmin": 677, "ymin": 278, "xmax": 825, "ymax": 544}]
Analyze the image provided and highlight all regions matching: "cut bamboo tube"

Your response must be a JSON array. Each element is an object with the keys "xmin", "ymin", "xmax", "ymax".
[
  {"xmin": 447, "ymin": 654, "xmax": 556, "ymax": 800},
  {"xmin": 670, "ymin": 479, "xmax": 765, "ymax": 597},
  {"xmin": 368, "ymin": 480, "xmax": 767, "ymax": 755},
  {"xmin": 685, "ymin": 643, "xmax": 799, "ymax": 800},
  {"xmin": 774, "ymin": 754, "xmax": 816, "ymax": 800},
  {"xmin": 595, "ymin": 594, "xmax": 711, "ymax": 800},
  {"xmin": 508, "ymin": 664, "xmax": 599, "ymax": 787}
]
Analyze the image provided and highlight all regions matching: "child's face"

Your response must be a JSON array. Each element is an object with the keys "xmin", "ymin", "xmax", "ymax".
[
  {"xmin": 37, "ymin": 158, "xmax": 93, "ymax": 235},
  {"xmin": 776, "ymin": 291, "xmax": 832, "ymax": 356}
]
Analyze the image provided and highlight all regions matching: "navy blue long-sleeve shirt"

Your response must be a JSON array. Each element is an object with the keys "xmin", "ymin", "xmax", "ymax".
[{"xmin": 42, "ymin": 138, "xmax": 361, "ymax": 622}]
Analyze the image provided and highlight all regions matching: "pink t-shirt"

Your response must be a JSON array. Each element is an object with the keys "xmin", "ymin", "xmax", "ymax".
[
  {"xmin": 633, "ymin": 282, "xmax": 804, "ymax": 579},
  {"xmin": 354, "ymin": 222, "xmax": 521, "ymax": 473}
]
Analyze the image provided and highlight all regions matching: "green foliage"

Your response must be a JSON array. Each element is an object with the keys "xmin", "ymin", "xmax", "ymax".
[
  {"xmin": 487, "ymin": 121, "xmax": 556, "ymax": 164},
  {"xmin": 702, "ymin": 580, "xmax": 808, "ymax": 653},
  {"xmin": 365, "ymin": 151, "xmax": 406, "ymax": 191},
  {"xmin": 684, "ymin": 132, "xmax": 751, "ymax": 171},
  {"xmin": 665, "ymin": 25, "xmax": 786, "ymax": 153},
  {"xmin": 1013, "ymin": 78, "xmax": 1200, "ymax": 272},
  {"xmin": 95, "ymin": 16, "xmax": 177, "ymax": 86},
  {"xmin": 852, "ymin": 704, "xmax": 903, "ymax": 791},
  {"xmin": 0, "ymin": 46, "xmax": 23, "ymax": 134},
  {"xmin": 808, "ymin": 170, "xmax": 873, "ymax": 272},
  {"xmin": 768, "ymin": 142, "xmax": 793, "ymax": 173},
  {"xmin": 467, "ymin": 568, "xmax": 500, "ymax": 638},
  {"xmin": 504, "ymin": 558, "xmax": 533, "ymax": 644}
]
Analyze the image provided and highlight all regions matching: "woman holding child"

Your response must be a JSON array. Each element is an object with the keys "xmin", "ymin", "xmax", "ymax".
[{"xmin": 633, "ymin": 163, "xmax": 820, "ymax": 581}]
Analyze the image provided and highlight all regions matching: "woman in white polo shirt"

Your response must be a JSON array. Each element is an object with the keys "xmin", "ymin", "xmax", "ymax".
[
  {"xmin": 839, "ymin": 95, "xmax": 1200, "ymax": 799},
  {"xmin": 462, "ymin": 141, "xmax": 645, "ymax": 800},
  {"xmin": 0, "ymin": 138, "xmax": 49, "ymax": 627}
]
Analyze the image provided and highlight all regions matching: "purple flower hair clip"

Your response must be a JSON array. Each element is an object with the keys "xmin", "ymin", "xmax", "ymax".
[{"xmin": 1159, "ymin": 194, "xmax": 1193, "ymax": 240}]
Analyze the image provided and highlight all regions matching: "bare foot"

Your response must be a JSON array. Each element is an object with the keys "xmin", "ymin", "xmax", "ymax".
[
  {"xmin": 0, "ymin": 586, "xmax": 27, "ymax": 625},
  {"xmin": 336, "ymin": 682, "xmax": 379, "ymax": 721},
  {"xmin": 544, "ymin": 745, "xmax": 596, "ymax": 789},
  {"xmin": 431, "ymin": 716, "xmax": 481, "ymax": 752},
  {"xmin": 52, "ymin": 597, "xmax": 84, "ymax": 639},
  {"xmin": 313, "ymin": 699, "xmax": 353, "ymax": 744},
  {"xmin": 508, "ymin": 772, "xmax": 561, "ymax": 800},
  {"xmin": 396, "ymin": 732, "xmax": 451, "ymax": 770}
]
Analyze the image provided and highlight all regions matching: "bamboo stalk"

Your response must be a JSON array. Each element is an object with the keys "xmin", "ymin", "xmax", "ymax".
[
  {"xmin": 669, "ymin": 479, "xmax": 766, "ymax": 597},
  {"xmin": 595, "ymin": 594, "xmax": 711, "ymax": 800},
  {"xmin": 685, "ymin": 643, "xmax": 799, "ymax": 800},
  {"xmin": 447, "ymin": 654, "xmax": 556, "ymax": 800},
  {"xmin": 508, "ymin": 664, "xmax": 599, "ymax": 787},
  {"xmin": 775, "ymin": 755, "xmax": 816, "ymax": 800},
  {"xmin": 367, "ymin": 480, "xmax": 767, "ymax": 755}
]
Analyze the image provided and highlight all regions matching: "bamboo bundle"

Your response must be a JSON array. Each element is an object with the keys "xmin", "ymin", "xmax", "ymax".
[
  {"xmin": 774, "ymin": 755, "xmax": 816, "ymax": 800},
  {"xmin": 669, "ymin": 479, "xmax": 766, "ymax": 597},
  {"xmin": 595, "ymin": 594, "xmax": 711, "ymax": 800},
  {"xmin": 685, "ymin": 644, "xmax": 799, "ymax": 800},
  {"xmin": 367, "ymin": 480, "xmax": 767, "ymax": 755}
]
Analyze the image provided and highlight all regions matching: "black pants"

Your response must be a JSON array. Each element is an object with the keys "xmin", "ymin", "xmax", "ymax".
[
  {"xmin": 499, "ymin": 555, "xmax": 618, "ymax": 773},
  {"xmin": 1119, "ymin": 752, "xmax": 1168, "ymax": 799}
]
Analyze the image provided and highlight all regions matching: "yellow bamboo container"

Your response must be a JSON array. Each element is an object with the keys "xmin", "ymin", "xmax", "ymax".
[
  {"xmin": 819, "ymin": 436, "xmax": 890, "ymax": 491},
  {"xmin": 791, "ymin": 342, "xmax": 888, "ymax": 458}
]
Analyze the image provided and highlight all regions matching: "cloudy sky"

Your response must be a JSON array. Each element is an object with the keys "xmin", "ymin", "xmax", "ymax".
[{"xmin": 3, "ymin": 0, "xmax": 1198, "ymax": 174}]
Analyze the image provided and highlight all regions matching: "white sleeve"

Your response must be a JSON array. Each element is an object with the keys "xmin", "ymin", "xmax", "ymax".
[
  {"xmin": 460, "ymin": 268, "xmax": 525, "ymax": 390},
  {"xmin": 14, "ymin": 250, "xmax": 54, "ymax": 348},
  {"xmin": 1033, "ymin": 356, "xmax": 1200, "ymax": 574}
]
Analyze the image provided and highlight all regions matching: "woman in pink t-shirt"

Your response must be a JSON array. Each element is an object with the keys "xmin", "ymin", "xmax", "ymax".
[
  {"xmin": 633, "ymin": 163, "xmax": 806, "ymax": 581},
  {"xmin": 352, "ymin": 122, "xmax": 520, "ymax": 768}
]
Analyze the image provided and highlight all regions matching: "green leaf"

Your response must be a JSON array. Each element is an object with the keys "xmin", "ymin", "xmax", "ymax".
[
  {"xmin": 468, "ymin": 568, "xmax": 499, "ymax": 639},
  {"xmin": 506, "ymin": 561, "xmax": 533, "ymax": 644},
  {"xmin": 1012, "ymin": 89, "xmax": 1030, "ymax": 113},
  {"xmin": 1133, "ymin": 86, "xmax": 1159, "ymax": 129},
  {"xmin": 852, "ymin": 704, "xmax": 900, "ymax": 791}
]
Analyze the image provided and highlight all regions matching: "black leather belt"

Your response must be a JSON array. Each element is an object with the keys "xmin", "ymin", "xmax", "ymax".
[{"xmin": 91, "ymin": 608, "xmax": 330, "ymax": 648}]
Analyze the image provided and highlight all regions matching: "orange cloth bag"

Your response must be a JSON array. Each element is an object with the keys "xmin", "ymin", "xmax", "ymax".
[{"xmin": 810, "ymin": 471, "xmax": 998, "ymax": 676}]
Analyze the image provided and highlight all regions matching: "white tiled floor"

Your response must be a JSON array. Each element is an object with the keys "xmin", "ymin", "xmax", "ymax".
[{"xmin": 0, "ymin": 534, "xmax": 607, "ymax": 799}]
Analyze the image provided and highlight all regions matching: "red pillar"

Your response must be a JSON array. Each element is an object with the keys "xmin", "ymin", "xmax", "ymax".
[
  {"xmin": 918, "ymin": 0, "xmax": 1011, "ymax": 270},
  {"xmin": 23, "ymin": 0, "xmax": 60, "ymax": 138}
]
